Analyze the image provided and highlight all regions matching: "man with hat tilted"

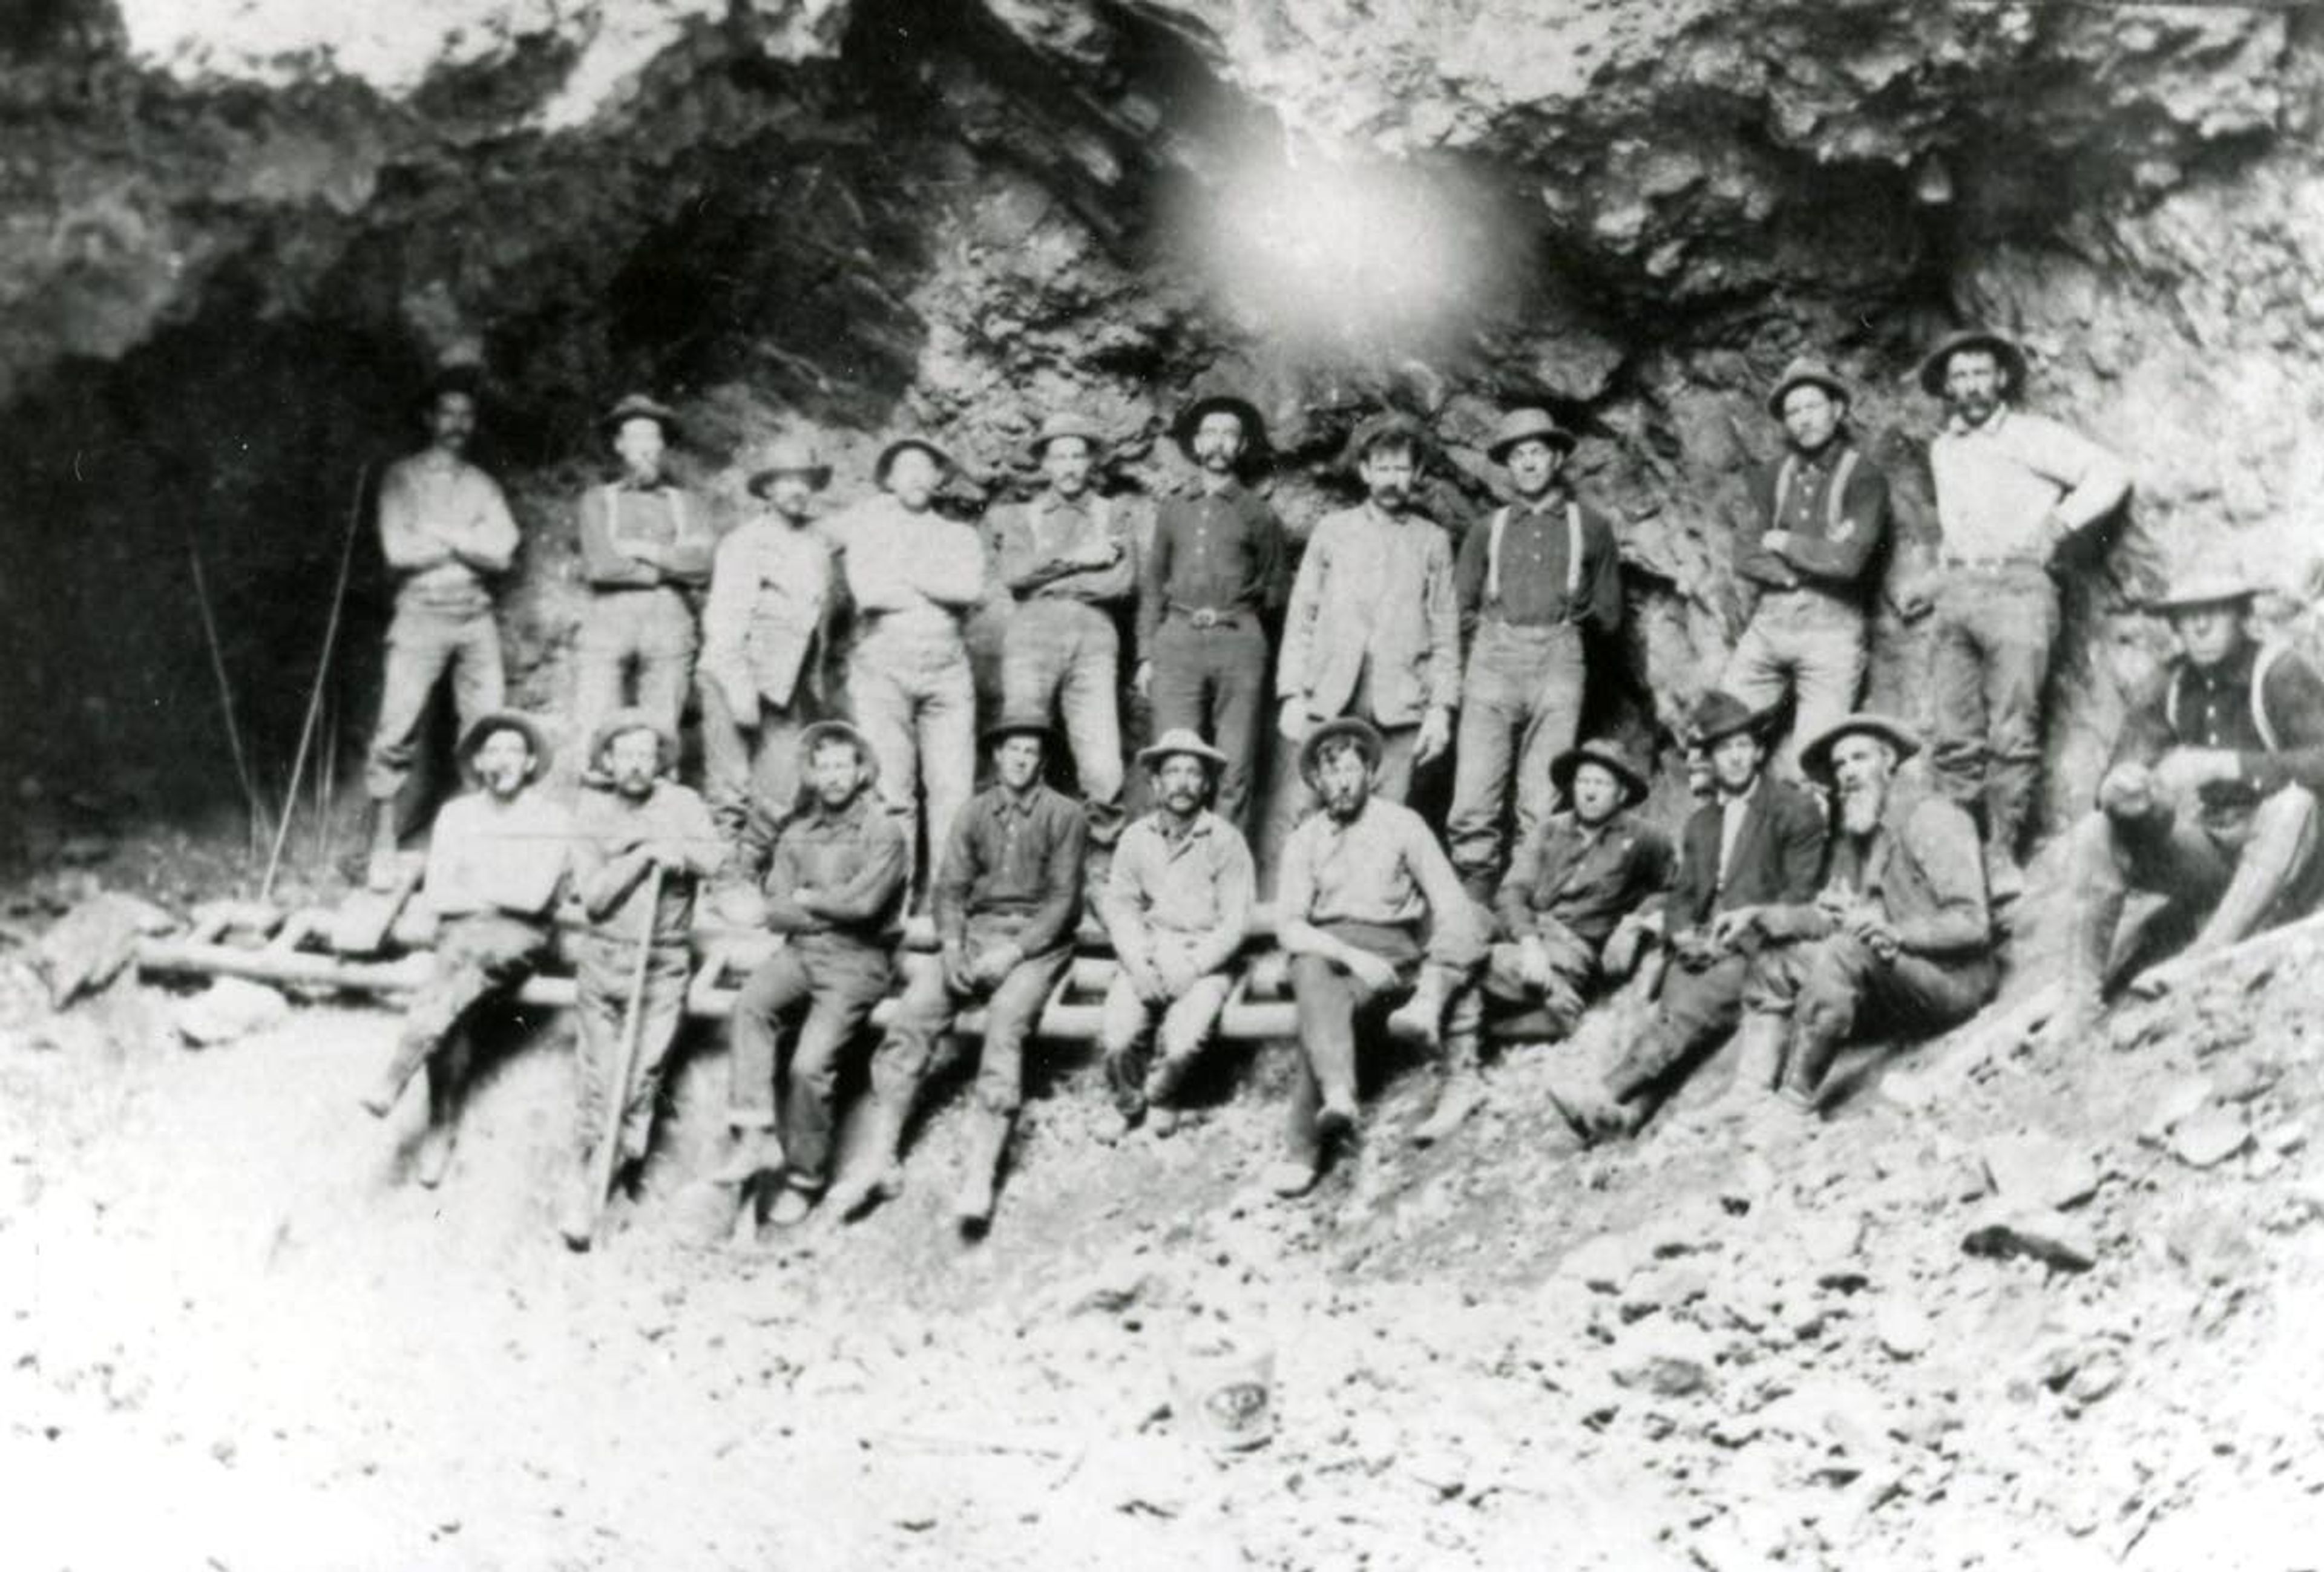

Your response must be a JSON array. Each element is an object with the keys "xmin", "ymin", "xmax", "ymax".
[
  {"xmin": 698, "ymin": 433, "xmax": 839, "ymax": 852},
  {"xmin": 360, "ymin": 710, "xmax": 569, "ymax": 1189},
  {"xmin": 1446, "ymin": 405, "xmax": 1625, "ymax": 898},
  {"xmin": 1719, "ymin": 357, "xmax": 1893, "ymax": 778},
  {"xmin": 835, "ymin": 713, "xmax": 1088, "ymax": 1236},
  {"xmin": 362, "ymin": 361, "xmax": 524, "ymax": 891},
  {"xmin": 573, "ymin": 393, "xmax": 718, "ymax": 752},
  {"xmin": 1135, "ymin": 387, "xmax": 1290, "ymax": 831},
  {"xmin": 1910, "ymin": 327, "xmax": 2132, "ymax": 896},
  {"xmin": 1095, "ymin": 728, "xmax": 1256, "ymax": 1136},
  {"xmin": 821, "ymin": 431, "xmax": 987, "ymax": 881},
  {"xmin": 560, "ymin": 709, "xmax": 723, "ymax": 1249},
  {"xmin": 696, "ymin": 719, "xmax": 909, "ymax": 1236},
  {"xmin": 984, "ymin": 411, "xmax": 1140, "ymax": 847},
  {"xmin": 1738, "ymin": 712, "xmax": 1997, "ymax": 1112},
  {"xmin": 1548, "ymin": 691, "xmax": 1825, "ymax": 1139},
  {"xmin": 2048, "ymin": 569, "xmax": 2324, "ymax": 1043}
]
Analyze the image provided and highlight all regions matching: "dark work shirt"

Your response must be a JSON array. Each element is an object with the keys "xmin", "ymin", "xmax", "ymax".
[
  {"xmin": 2110, "ymin": 640, "xmax": 2324, "ymax": 826},
  {"xmin": 1452, "ymin": 490, "xmax": 1623, "ymax": 638},
  {"xmin": 730, "ymin": 793, "xmax": 909, "ymax": 946},
  {"xmin": 1494, "ymin": 808, "xmax": 1675, "ymax": 950},
  {"xmin": 934, "ymin": 782, "xmax": 1088, "ymax": 956},
  {"xmin": 1732, "ymin": 440, "xmax": 1891, "ymax": 596},
  {"xmin": 1137, "ymin": 481, "xmax": 1288, "ymax": 663}
]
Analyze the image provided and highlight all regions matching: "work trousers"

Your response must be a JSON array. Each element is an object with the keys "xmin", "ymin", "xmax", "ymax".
[
  {"xmin": 849, "ymin": 619, "xmax": 976, "ymax": 877},
  {"xmin": 1098, "ymin": 931, "xmax": 1235, "ymax": 1107},
  {"xmin": 1284, "ymin": 920, "xmax": 1423, "ymax": 1166},
  {"xmin": 870, "ymin": 915, "xmax": 1072, "ymax": 1118},
  {"xmin": 574, "ymin": 586, "xmax": 698, "ymax": 754},
  {"xmin": 1002, "ymin": 600, "xmax": 1124, "ymax": 844},
  {"xmin": 1448, "ymin": 620, "xmax": 1586, "ymax": 882},
  {"xmin": 1721, "ymin": 588, "xmax": 1866, "ymax": 779},
  {"xmin": 1480, "ymin": 920, "xmax": 1597, "ymax": 1038},
  {"xmin": 365, "ymin": 598, "xmax": 505, "ymax": 802},
  {"xmin": 1746, "ymin": 932, "xmax": 1995, "ymax": 1089},
  {"xmin": 573, "ymin": 935, "xmax": 694, "ymax": 1165},
  {"xmin": 1928, "ymin": 564, "xmax": 2058, "ymax": 851},
  {"xmin": 727, "ymin": 934, "xmax": 893, "ymax": 1190},
  {"xmin": 699, "ymin": 679, "xmax": 813, "ymax": 844},
  {"xmin": 1606, "ymin": 949, "xmax": 1750, "ymax": 1101},
  {"xmin": 1149, "ymin": 614, "xmax": 1270, "ymax": 830},
  {"xmin": 382, "ymin": 914, "xmax": 547, "ymax": 1090}
]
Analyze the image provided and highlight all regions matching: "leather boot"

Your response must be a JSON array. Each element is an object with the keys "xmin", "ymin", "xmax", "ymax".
[
  {"xmin": 1776, "ymin": 1023, "xmax": 1840, "ymax": 1113},
  {"xmin": 1410, "ymin": 1028, "xmax": 1486, "ymax": 1147},
  {"xmin": 557, "ymin": 1156, "xmax": 600, "ymax": 1251},
  {"xmin": 1386, "ymin": 963, "xmax": 1457, "ymax": 1050},
  {"xmin": 952, "ymin": 1107, "xmax": 1015, "ymax": 1236},
  {"xmin": 1728, "ymin": 1012, "xmax": 1789, "ymax": 1102},
  {"xmin": 830, "ymin": 1091, "xmax": 910, "ymax": 1222},
  {"xmin": 710, "ymin": 1125, "xmax": 786, "ymax": 1186}
]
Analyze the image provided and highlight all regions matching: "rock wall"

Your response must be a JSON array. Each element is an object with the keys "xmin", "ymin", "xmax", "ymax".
[{"xmin": 3, "ymin": 0, "xmax": 2321, "ymax": 853}]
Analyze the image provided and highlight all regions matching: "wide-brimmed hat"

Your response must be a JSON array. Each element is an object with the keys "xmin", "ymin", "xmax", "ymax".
[
  {"xmin": 455, "ymin": 710, "xmax": 550, "ymax": 778},
  {"xmin": 1172, "ymin": 389, "xmax": 1269, "ymax": 460},
  {"xmin": 1135, "ymin": 727, "xmax": 1230, "ymax": 773},
  {"xmin": 1766, "ymin": 356, "xmax": 1852, "ymax": 419},
  {"xmin": 1686, "ymin": 690, "xmax": 1773, "ymax": 748},
  {"xmin": 873, "ymin": 434, "xmax": 957, "ymax": 486},
  {"xmin": 602, "ymin": 392, "xmax": 683, "ymax": 442},
  {"xmin": 1487, "ymin": 406, "xmax": 1577, "ymax": 462},
  {"xmin": 1347, "ymin": 410, "xmax": 1431, "ymax": 470},
  {"xmin": 1028, "ymin": 411, "xmax": 1109, "ymax": 462},
  {"xmin": 981, "ymin": 711, "xmax": 1054, "ymax": 751},
  {"xmin": 2147, "ymin": 569, "xmax": 2259, "ymax": 615},
  {"xmin": 588, "ymin": 707, "xmax": 680, "ymax": 772},
  {"xmin": 1916, "ymin": 328, "xmax": 2028, "ymax": 399},
  {"xmin": 1549, "ymin": 738, "xmax": 1650, "ymax": 808},
  {"xmin": 744, "ymin": 434, "xmax": 832, "ymax": 495},
  {"xmin": 1799, "ymin": 712, "xmax": 1923, "ymax": 784},
  {"xmin": 1298, "ymin": 716, "xmax": 1385, "ymax": 786},
  {"xmin": 795, "ymin": 719, "xmax": 878, "ymax": 782}
]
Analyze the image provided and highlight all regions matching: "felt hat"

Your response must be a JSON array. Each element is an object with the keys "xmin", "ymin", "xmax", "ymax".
[
  {"xmin": 1549, "ymin": 737, "xmax": 1650, "ymax": 808},
  {"xmin": 1028, "ymin": 411, "xmax": 1109, "ymax": 462},
  {"xmin": 981, "ymin": 711, "xmax": 1054, "ymax": 751},
  {"xmin": 1799, "ymin": 712, "xmax": 1923, "ymax": 784},
  {"xmin": 602, "ymin": 392, "xmax": 683, "ymax": 442},
  {"xmin": 1172, "ymin": 388, "xmax": 1270, "ymax": 461},
  {"xmin": 1765, "ymin": 356, "xmax": 1852, "ymax": 419},
  {"xmin": 873, "ymin": 433, "xmax": 957, "ymax": 486},
  {"xmin": 455, "ymin": 710, "xmax": 550, "ymax": 779},
  {"xmin": 1347, "ymin": 410, "xmax": 1432, "ymax": 470},
  {"xmin": 743, "ymin": 434, "xmax": 832, "ymax": 495},
  {"xmin": 1487, "ymin": 406, "xmax": 1577, "ymax": 462},
  {"xmin": 795, "ymin": 719, "xmax": 878, "ymax": 782},
  {"xmin": 2147, "ymin": 569, "xmax": 2259, "ymax": 615},
  {"xmin": 1685, "ymin": 690, "xmax": 1773, "ymax": 748},
  {"xmin": 1135, "ymin": 727, "xmax": 1231, "ymax": 774},
  {"xmin": 1916, "ymin": 327, "xmax": 2027, "ymax": 399},
  {"xmin": 1298, "ymin": 716, "xmax": 1385, "ymax": 787},
  {"xmin": 588, "ymin": 707, "xmax": 680, "ymax": 773}
]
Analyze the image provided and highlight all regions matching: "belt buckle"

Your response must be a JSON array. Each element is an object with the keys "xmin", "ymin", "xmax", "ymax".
[{"xmin": 1189, "ymin": 608, "xmax": 1220, "ymax": 629}]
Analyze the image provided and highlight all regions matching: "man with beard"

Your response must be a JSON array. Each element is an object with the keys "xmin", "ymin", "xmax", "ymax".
[
  {"xmin": 1908, "ymin": 329, "xmax": 2132, "ymax": 895},
  {"xmin": 2049, "ymin": 571, "xmax": 2324, "ymax": 1042},
  {"xmin": 1548, "ymin": 692, "xmax": 1826, "ymax": 1139},
  {"xmin": 561, "ymin": 710, "xmax": 723, "ymax": 1249},
  {"xmin": 1446, "ymin": 407, "xmax": 1625, "ymax": 899},
  {"xmin": 1278, "ymin": 413, "xmax": 1461, "ymax": 808},
  {"xmin": 573, "ymin": 395, "xmax": 718, "ymax": 750},
  {"xmin": 1095, "ymin": 729, "xmax": 1256, "ymax": 1137},
  {"xmin": 1269, "ymin": 718, "xmax": 1480, "ymax": 1197},
  {"xmin": 1739, "ymin": 713, "xmax": 1996, "ymax": 1111},
  {"xmin": 822, "ymin": 434, "xmax": 987, "ymax": 880},
  {"xmin": 698, "ymin": 435, "xmax": 837, "ymax": 851},
  {"xmin": 1721, "ymin": 358, "xmax": 1893, "ymax": 778},
  {"xmin": 836, "ymin": 715, "xmax": 1086, "ymax": 1236},
  {"xmin": 1137, "ymin": 389, "xmax": 1288, "ymax": 832},
  {"xmin": 701, "ymin": 721, "xmax": 908, "ymax": 1233},
  {"xmin": 363, "ymin": 363, "xmax": 522, "ymax": 890},
  {"xmin": 360, "ymin": 711, "xmax": 568, "ymax": 1188}
]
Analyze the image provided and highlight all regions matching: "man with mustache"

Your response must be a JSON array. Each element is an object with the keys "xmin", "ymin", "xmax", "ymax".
[
  {"xmin": 561, "ymin": 710, "xmax": 723, "ymax": 1249},
  {"xmin": 1739, "ymin": 713, "xmax": 1997, "ymax": 1111},
  {"xmin": 1095, "ymin": 729, "xmax": 1256, "ymax": 1136},
  {"xmin": 1908, "ymin": 329, "xmax": 2132, "ymax": 897},
  {"xmin": 2049, "ymin": 571, "xmax": 2324, "ymax": 1043},
  {"xmin": 1136, "ymin": 389, "xmax": 1289, "ymax": 832},
  {"xmin": 359, "ymin": 710, "xmax": 567, "ymax": 1188}
]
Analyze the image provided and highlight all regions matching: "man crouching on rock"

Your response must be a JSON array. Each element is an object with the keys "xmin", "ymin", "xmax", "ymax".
[
  {"xmin": 562, "ymin": 710, "xmax": 721, "ymax": 1249},
  {"xmin": 362, "ymin": 711, "xmax": 568, "ymax": 1188},
  {"xmin": 1738, "ymin": 713, "xmax": 1997, "ymax": 1113}
]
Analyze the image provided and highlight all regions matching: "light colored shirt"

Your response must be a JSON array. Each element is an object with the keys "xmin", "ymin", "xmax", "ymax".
[
  {"xmin": 824, "ymin": 494, "xmax": 986, "ymax": 638},
  {"xmin": 1102, "ymin": 810, "xmax": 1256, "ymax": 975},
  {"xmin": 377, "ymin": 450, "xmax": 519, "ymax": 610},
  {"xmin": 700, "ymin": 514, "xmax": 835, "ymax": 710},
  {"xmin": 570, "ymin": 781, "xmax": 722, "ymax": 945},
  {"xmin": 1716, "ymin": 777, "xmax": 1759, "ymax": 894},
  {"xmin": 1281, "ymin": 503, "xmax": 1462, "ymax": 726},
  {"xmin": 422, "ymin": 788, "xmax": 569, "ymax": 920},
  {"xmin": 1929, "ymin": 407, "xmax": 2130, "ymax": 566},
  {"xmin": 1278, "ymin": 797, "xmax": 1466, "ymax": 931}
]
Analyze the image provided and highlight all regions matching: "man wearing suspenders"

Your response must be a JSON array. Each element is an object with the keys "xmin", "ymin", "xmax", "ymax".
[
  {"xmin": 1446, "ymin": 407, "xmax": 1623, "ymax": 900},
  {"xmin": 1720, "ymin": 358, "xmax": 1892, "ymax": 778}
]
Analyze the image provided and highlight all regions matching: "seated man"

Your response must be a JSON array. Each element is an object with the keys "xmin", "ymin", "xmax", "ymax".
[
  {"xmin": 1269, "ymin": 718, "xmax": 1480, "ymax": 1197},
  {"xmin": 1741, "ymin": 713, "xmax": 1997, "ymax": 1111},
  {"xmin": 2052, "ymin": 571, "xmax": 2324, "ymax": 1040},
  {"xmin": 703, "ymin": 721, "xmax": 908, "ymax": 1233},
  {"xmin": 1549, "ymin": 691, "xmax": 1825, "ymax": 1139},
  {"xmin": 1097, "ymin": 729, "xmax": 1256, "ymax": 1137},
  {"xmin": 361, "ymin": 711, "xmax": 568, "ymax": 1188},
  {"xmin": 836, "ymin": 715, "xmax": 1087, "ymax": 1236}
]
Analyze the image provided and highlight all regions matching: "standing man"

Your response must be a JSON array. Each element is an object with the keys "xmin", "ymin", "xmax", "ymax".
[
  {"xmin": 1547, "ymin": 692, "xmax": 1825, "ymax": 1139},
  {"xmin": 1446, "ymin": 406, "xmax": 1624, "ymax": 899},
  {"xmin": 1137, "ymin": 388, "xmax": 1288, "ymax": 832},
  {"xmin": 985, "ymin": 411, "xmax": 1138, "ymax": 845},
  {"xmin": 835, "ymin": 715, "xmax": 1087, "ymax": 1236},
  {"xmin": 1720, "ymin": 358, "xmax": 1893, "ymax": 778},
  {"xmin": 1278, "ymin": 413, "xmax": 1462, "ymax": 805},
  {"xmin": 824, "ymin": 434, "xmax": 986, "ymax": 879},
  {"xmin": 703, "ymin": 721, "xmax": 908, "ymax": 1232},
  {"xmin": 698, "ymin": 435, "xmax": 838, "ymax": 849},
  {"xmin": 1096, "ymin": 729, "xmax": 1256, "ymax": 1136},
  {"xmin": 560, "ymin": 709, "xmax": 722, "ymax": 1250},
  {"xmin": 363, "ymin": 363, "xmax": 522, "ymax": 890},
  {"xmin": 1742, "ymin": 713, "xmax": 1997, "ymax": 1112},
  {"xmin": 2050, "ymin": 572, "xmax": 2324, "ymax": 1041},
  {"xmin": 574, "ymin": 394, "xmax": 717, "ymax": 750},
  {"xmin": 359, "ymin": 711, "xmax": 567, "ymax": 1187},
  {"xmin": 1912, "ymin": 328, "xmax": 2132, "ymax": 891},
  {"xmin": 1269, "ymin": 718, "xmax": 1480, "ymax": 1198}
]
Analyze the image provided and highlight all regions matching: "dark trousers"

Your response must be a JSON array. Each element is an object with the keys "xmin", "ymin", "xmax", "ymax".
[
  {"xmin": 1608, "ymin": 949, "xmax": 1750, "ymax": 1101},
  {"xmin": 1149, "ymin": 614, "xmax": 1269, "ymax": 830},
  {"xmin": 1480, "ymin": 920, "xmax": 1598, "ymax": 1038},
  {"xmin": 1747, "ymin": 933, "xmax": 1995, "ymax": 1087},
  {"xmin": 1284, "ymin": 920, "xmax": 1423, "ymax": 1164},
  {"xmin": 727, "ymin": 935, "xmax": 893, "ymax": 1189},
  {"xmin": 870, "ymin": 915, "xmax": 1073, "ymax": 1117},
  {"xmin": 380, "ymin": 913, "xmax": 548, "ymax": 1093}
]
